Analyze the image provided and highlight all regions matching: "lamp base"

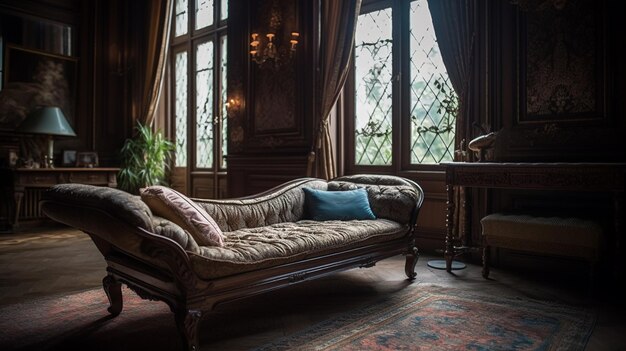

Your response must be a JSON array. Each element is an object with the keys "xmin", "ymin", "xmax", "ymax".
[
  {"xmin": 44, "ymin": 136, "xmax": 55, "ymax": 168},
  {"xmin": 42, "ymin": 155, "xmax": 54, "ymax": 169},
  {"xmin": 427, "ymin": 259, "xmax": 466, "ymax": 270}
]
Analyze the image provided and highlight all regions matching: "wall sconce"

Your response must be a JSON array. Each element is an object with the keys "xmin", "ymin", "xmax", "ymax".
[
  {"xmin": 224, "ymin": 98, "xmax": 242, "ymax": 116},
  {"xmin": 249, "ymin": 31, "xmax": 299, "ymax": 68}
]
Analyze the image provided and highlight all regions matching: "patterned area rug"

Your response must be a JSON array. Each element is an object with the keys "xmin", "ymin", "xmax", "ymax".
[
  {"xmin": 255, "ymin": 285, "xmax": 596, "ymax": 351},
  {"xmin": 0, "ymin": 287, "xmax": 179, "ymax": 351},
  {"xmin": 0, "ymin": 285, "xmax": 595, "ymax": 351}
]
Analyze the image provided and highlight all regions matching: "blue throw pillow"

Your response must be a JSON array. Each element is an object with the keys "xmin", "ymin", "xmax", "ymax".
[{"xmin": 303, "ymin": 187, "xmax": 376, "ymax": 221}]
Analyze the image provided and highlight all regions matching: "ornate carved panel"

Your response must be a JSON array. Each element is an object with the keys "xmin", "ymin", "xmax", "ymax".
[
  {"xmin": 491, "ymin": 0, "xmax": 625, "ymax": 162},
  {"xmin": 250, "ymin": 0, "xmax": 298, "ymax": 134},
  {"xmin": 253, "ymin": 64, "xmax": 296, "ymax": 132},
  {"xmin": 227, "ymin": 0, "xmax": 312, "ymax": 154},
  {"xmin": 519, "ymin": 0, "xmax": 604, "ymax": 123}
]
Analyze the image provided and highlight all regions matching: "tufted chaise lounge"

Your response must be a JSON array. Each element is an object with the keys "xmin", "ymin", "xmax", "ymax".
[{"xmin": 41, "ymin": 174, "xmax": 424, "ymax": 351}]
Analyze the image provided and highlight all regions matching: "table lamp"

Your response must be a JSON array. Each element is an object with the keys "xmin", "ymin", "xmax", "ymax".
[{"xmin": 16, "ymin": 107, "xmax": 77, "ymax": 168}]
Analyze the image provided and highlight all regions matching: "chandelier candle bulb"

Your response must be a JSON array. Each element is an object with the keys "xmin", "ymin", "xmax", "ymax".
[
  {"xmin": 290, "ymin": 32, "xmax": 299, "ymax": 51},
  {"xmin": 250, "ymin": 33, "xmax": 260, "ymax": 56},
  {"xmin": 249, "ymin": 29, "xmax": 298, "ymax": 67}
]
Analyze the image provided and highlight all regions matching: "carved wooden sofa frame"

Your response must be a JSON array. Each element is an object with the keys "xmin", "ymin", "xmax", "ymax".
[{"xmin": 41, "ymin": 175, "xmax": 424, "ymax": 351}]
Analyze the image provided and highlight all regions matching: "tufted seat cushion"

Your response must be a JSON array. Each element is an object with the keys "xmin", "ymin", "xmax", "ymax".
[
  {"xmin": 189, "ymin": 219, "xmax": 407, "ymax": 279},
  {"xmin": 481, "ymin": 213, "xmax": 602, "ymax": 261}
]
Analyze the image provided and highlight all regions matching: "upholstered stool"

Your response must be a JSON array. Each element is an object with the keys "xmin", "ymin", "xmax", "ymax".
[{"xmin": 480, "ymin": 213, "xmax": 602, "ymax": 280}]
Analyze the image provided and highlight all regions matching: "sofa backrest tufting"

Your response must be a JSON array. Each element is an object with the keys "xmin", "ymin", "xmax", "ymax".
[
  {"xmin": 330, "ymin": 174, "xmax": 423, "ymax": 226},
  {"xmin": 194, "ymin": 175, "xmax": 423, "ymax": 232},
  {"xmin": 195, "ymin": 179, "xmax": 328, "ymax": 232}
]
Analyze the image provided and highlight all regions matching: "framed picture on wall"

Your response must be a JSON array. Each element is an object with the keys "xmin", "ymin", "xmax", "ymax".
[{"xmin": 0, "ymin": 45, "xmax": 77, "ymax": 131}]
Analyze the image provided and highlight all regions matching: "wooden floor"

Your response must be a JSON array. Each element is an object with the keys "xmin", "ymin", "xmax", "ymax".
[{"xmin": 1, "ymin": 226, "xmax": 625, "ymax": 350}]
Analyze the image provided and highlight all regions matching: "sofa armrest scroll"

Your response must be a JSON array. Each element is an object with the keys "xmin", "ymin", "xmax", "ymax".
[
  {"xmin": 42, "ymin": 185, "xmax": 198, "ymax": 289},
  {"xmin": 43, "ymin": 183, "xmax": 154, "ymax": 231}
]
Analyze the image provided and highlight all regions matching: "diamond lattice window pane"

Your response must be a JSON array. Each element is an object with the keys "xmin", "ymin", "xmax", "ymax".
[
  {"xmin": 354, "ymin": 8, "xmax": 393, "ymax": 166},
  {"xmin": 409, "ymin": 0, "xmax": 456, "ymax": 164},
  {"xmin": 220, "ymin": 0, "xmax": 228, "ymax": 21},
  {"xmin": 220, "ymin": 35, "xmax": 227, "ymax": 169},
  {"xmin": 175, "ymin": 0, "xmax": 188, "ymax": 37},
  {"xmin": 196, "ymin": 0, "xmax": 214, "ymax": 29},
  {"xmin": 174, "ymin": 51, "xmax": 188, "ymax": 167},
  {"xmin": 195, "ymin": 41, "xmax": 214, "ymax": 168}
]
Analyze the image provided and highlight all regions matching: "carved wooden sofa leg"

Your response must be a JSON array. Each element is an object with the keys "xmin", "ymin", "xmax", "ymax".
[
  {"xmin": 175, "ymin": 308, "xmax": 202, "ymax": 351},
  {"xmin": 102, "ymin": 275, "xmax": 123, "ymax": 316},
  {"xmin": 405, "ymin": 241, "xmax": 419, "ymax": 280}
]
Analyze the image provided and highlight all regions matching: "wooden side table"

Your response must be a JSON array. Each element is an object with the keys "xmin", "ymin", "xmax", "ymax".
[
  {"xmin": 11, "ymin": 167, "xmax": 120, "ymax": 228},
  {"xmin": 441, "ymin": 162, "xmax": 625, "ymax": 281}
]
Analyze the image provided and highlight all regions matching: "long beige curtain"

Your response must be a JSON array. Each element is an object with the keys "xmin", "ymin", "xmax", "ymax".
[
  {"xmin": 306, "ymin": 0, "xmax": 362, "ymax": 180},
  {"xmin": 428, "ymin": 0, "xmax": 477, "ymax": 242},
  {"xmin": 139, "ymin": 0, "xmax": 173, "ymax": 127}
]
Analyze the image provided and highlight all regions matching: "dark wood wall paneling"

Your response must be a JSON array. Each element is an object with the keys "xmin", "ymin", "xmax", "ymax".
[
  {"xmin": 226, "ymin": 0, "xmax": 318, "ymax": 198},
  {"xmin": 0, "ymin": 0, "xmax": 147, "ymax": 168},
  {"xmin": 400, "ymin": 170, "xmax": 447, "ymax": 252},
  {"xmin": 90, "ymin": 0, "xmax": 143, "ymax": 166},
  {"xmin": 493, "ymin": 0, "xmax": 625, "ymax": 163},
  {"xmin": 0, "ymin": 0, "xmax": 82, "ymax": 158},
  {"xmin": 477, "ymin": 0, "xmax": 626, "ymax": 271}
]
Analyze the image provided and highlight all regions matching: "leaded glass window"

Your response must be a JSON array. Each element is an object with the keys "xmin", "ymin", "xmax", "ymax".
[
  {"xmin": 196, "ymin": 0, "xmax": 214, "ymax": 30},
  {"xmin": 175, "ymin": 0, "xmax": 188, "ymax": 37},
  {"xmin": 354, "ymin": 8, "xmax": 393, "ymax": 166},
  {"xmin": 195, "ymin": 41, "xmax": 214, "ymax": 168},
  {"xmin": 349, "ymin": 0, "xmax": 456, "ymax": 172},
  {"xmin": 220, "ymin": 0, "xmax": 228, "ymax": 21},
  {"xmin": 409, "ymin": 0, "xmax": 455, "ymax": 164},
  {"xmin": 220, "ymin": 35, "xmax": 228, "ymax": 169},
  {"xmin": 170, "ymin": 0, "xmax": 227, "ymax": 196},
  {"xmin": 174, "ymin": 51, "xmax": 188, "ymax": 167}
]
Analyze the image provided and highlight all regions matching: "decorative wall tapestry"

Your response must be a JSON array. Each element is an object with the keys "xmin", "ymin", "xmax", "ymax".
[{"xmin": 521, "ymin": 0, "xmax": 601, "ymax": 122}]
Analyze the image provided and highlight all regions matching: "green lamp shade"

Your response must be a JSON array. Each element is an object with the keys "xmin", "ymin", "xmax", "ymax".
[{"xmin": 17, "ymin": 107, "xmax": 76, "ymax": 137}]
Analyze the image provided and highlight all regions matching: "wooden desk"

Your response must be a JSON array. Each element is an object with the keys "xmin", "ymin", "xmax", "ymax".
[
  {"xmin": 442, "ymin": 162, "xmax": 625, "ymax": 275},
  {"xmin": 11, "ymin": 167, "xmax": 119, "ymax": 227}
]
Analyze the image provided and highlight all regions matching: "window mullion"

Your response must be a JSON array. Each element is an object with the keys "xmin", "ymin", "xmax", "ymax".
[
  {"xmin": 399, "ymin": 0, "xmax": 412, "ymax": 171},
  {"xmin": 391, "ymin": 0, "xmax": 404, "ymax": 173},
  {"xmin": 211, "ymin": 32, "xmax": 219, "ymax": 171}
]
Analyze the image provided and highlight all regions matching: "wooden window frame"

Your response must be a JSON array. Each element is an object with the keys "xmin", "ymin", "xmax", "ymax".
[{"xmin": 344, "ymin": 0, "xmax": 449, "ymax": 177}]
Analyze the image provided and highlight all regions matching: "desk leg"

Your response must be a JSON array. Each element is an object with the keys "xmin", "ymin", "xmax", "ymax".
[
  {"xmin": 445, "ymin": 184, "xmax": 455, "ymax": 272},
  {"xmin": 13, "ymin": 187, "xmax": 24, "ymax": 228},
  {"xmin": 614, "ymin": 192, "xmax": 623, "ymax": 284}
]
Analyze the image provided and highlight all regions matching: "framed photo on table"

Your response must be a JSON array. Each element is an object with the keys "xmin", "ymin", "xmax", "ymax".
[
  {"xmin": 76, "ymin": 152, "xmax": 98, "ymax": 168},
  {"xmin": 62, "ymin": 150, "xmax": 77, "ymax": 167}
]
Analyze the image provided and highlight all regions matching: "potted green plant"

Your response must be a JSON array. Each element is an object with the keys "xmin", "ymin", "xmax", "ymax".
[{"xmin": 118, "ymin": 122, "xmax": 174, "ymax": 194}]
